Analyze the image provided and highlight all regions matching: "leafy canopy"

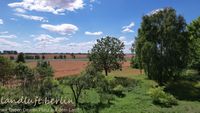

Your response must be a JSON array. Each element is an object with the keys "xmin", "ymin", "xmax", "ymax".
[
  {"xmin": 187, "ymin": 17, "xmax": 200, "ymax": 73},
  {"xmin": 89, "ymin": 36, "xmax": 125, "ymax": 76},
  {"xmin": 135, "ymin": 8, "xmax": 189, "ymax": 85}
]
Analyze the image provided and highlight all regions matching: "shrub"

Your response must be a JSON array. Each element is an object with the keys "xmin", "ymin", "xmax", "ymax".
[
  {"xmin": 0, "ymin": 56, "xmax": 15, "ymax": 85},
  {"xmin": 131, "ymin": 57, "xmax": 140, "ymax": 69},
  {"xmin": 59, "ymin": 55, "xmax": 63, "ymax": 59},
  {"xmin": 113, "ymin": 84, "xmax": 124, "ymax": 97},
  {"xmin": 54, "ymin": 56, "xmax": 57, "ymax": 59},
  {"xmin": 148, "ymin": 86, "xmax": 178, "ymax": 107},
  {"xmin": 16, "ymin": 52, "xmax": 25, "ymax": 63},
  {"xmin": 36, "ymin": 61, "xmax": 54, "ymax": 78},
  {"xmin": 25, "ymin": 55, "xmax": 34, "ymax": 59},
  {"xmin": 109, "ymin": 77, "xmax": 137, "ymax": 92},
  {"xmin": 35, "ymin": 55, "xmax": 40, "ymax": 59}
]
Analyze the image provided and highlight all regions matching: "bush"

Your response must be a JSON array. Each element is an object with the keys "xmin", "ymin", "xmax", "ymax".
[
  {"xmin": 109, "ymin": 77, "xmax": 137, "ymax": 92},
  {"xmin": 25, "ymin": 55, "xmax": 34, "ymax": 59},
  {"xmin": 131, "ymin": 57, "xmax": 140, "ymax": 69},
  {"xmin": 148, "ymin": 86, "xmax": 178, "ymax": 107},
  {"xmin": 54, "ymin": 56, "xmax": 57, "ymax": 59},
  {"xmin": 0, "ymin": 56, "xmax": 15, "ymax": 85},
  {"xmin": 112, "ymin": 85, "xmax": 125, "ymax": 97},
  {"xmin": 36, "ymin": 60, "xmax": 54, "ymax": 78},
  {"xmin": 16, "ymin": 52, "xmax": 25, "ymax": 63},
  {"xmin": 35, "ymin": 55, "xmax": 40, "ymax": 59}
]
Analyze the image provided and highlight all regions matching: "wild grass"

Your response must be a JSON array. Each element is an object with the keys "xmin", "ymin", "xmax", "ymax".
[{"xmin": 33, "ymin": 68, "xmax": 200, "ymax": 113}]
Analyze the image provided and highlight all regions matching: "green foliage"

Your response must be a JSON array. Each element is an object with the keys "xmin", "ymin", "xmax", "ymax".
[
  {"xmin": 16, "ymin": 52, "xmax": 25, "ymax": 63},
  {"xmin": 25, "ymin": 55, "xmax": 35, "ymax": 59},
  {"xmin": 36, "ymin": 60, "xmax": 54, "ymax": 78},
  {"xmin": 112, "ymin": 85, "xmax": 124, "ymax": 97},
  {"xmin": 89, "ymin": 36, "xmax": 125, "ymax": 76},
  {"xmin": 0, "ymin": 56, "xmax": 15, "ymax": 85},
  {"xmin": 67, "ymin": 76, "xmax": 86, "ymax": 107},
  {"xmin": 130, "ymin": 57, "xmax": 140, "ymax": 69},
  {"xmin": 35, "ymin": 55, "xmax": 40, "ymax": 59},
  {"xmin": 109, "ymin": 76, "xmax": 137, "ymax": 92},
  {"xmin": 165, "ymin": 80, "xmax": 200, "ymax": 101},
  {"xmin": 14, "ymin": 62, "xmax": 34, "ymax": 89},
  {"xmin": 148, "ymin": 86, "xmax": 178, "ymax": 107},
  {"xmin": 135, "ymin": 8, "xmax": 189, "ymax": 85},
  {"xmin": 187, "ymin": 17, "xmax": 200, "ymax": 74},
  {"xmin": 40, "ymin": 77, "xmax": 61, "ymax": 98},
  {"xmin": 67, "ymin": 64, "xmax": 113, "ymax": 108}
]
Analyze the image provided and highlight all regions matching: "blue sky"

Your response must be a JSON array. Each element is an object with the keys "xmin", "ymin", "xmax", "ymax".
[{"xmin": 0, "ymin": 0, "xmax": 199, "ymax": 53}]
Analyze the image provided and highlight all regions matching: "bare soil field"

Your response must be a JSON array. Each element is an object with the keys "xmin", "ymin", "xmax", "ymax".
[{"xmin": 27, "ymin": 60, "xmax": 139, "ymax": 78}]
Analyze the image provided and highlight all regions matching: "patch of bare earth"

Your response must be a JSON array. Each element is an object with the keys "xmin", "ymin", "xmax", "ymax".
[{"xmin": 27, "ymin": 60, "xmax": 140, "ymax": 78}]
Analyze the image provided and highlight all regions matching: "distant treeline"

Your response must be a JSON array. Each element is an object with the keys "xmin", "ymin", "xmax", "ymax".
[
  {"xmin": 0, "ymin": 50, "xmax": 88, "ymax": 55},
  {"xmin": 0, "ymin": 52, "xmax": 89, "ymax": 60},
  {"xmin": 0, "ymin": 50, "xmax": 18, "ymax": 54}
]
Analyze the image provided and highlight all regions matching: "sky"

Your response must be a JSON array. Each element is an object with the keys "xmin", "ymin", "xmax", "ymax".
[{"xmin": 0, "ymin": 0, "xmax": 200, "ymax": 53}]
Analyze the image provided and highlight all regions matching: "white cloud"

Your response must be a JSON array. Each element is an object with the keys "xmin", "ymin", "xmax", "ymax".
[
  {"xmin": 8, "ymin": 0, "xmax": 84, "ymax": 15},
  {"xmin": 0, "ymin": 19, "xmax": 3, "ymax": 24},
  {"xmin": 119, "ymin": 36, "xmax": 126, "ymax": 41},
  {"xmin": 23, "ymin": 40, "xmax": 30, "ymax": 43},
  {"xmin": 118, "ymin": 36, "xmax": 134, "ymax": 53},
  {"xmin": 85, "ymin": 31, "xmax": 103, "ymax": 36},
  {"xmin": 0, "ymin": 38, "xmax": 20, "ymax": 47},
  {"xmin": 0, "ymin": 32, "xmax": 17, "ymax": 39},
  {"xmin": 41, "ymin": 24, "xmax": 78, "ymax": 35},
  {"xmin": 88, "ymin": 0, "xmax": 100, "ymax": 11},
  {"xmin": 66, "ymin": 41, "xmax": 96, "ymax": 52},
  {"xmin": 15, "ymin": 13, "xmax": 48, "ymax": 22},
  {"xmin": 14, "ymin": 8, "xmax": 26, "ymax": 13},
  {"xmin": 0, "ymin": 35, "xmax": 17, "ymax": 39},
  {"xmin": 34, "ymin": 34, "xmax": 67, "ymax": 44},
  {"xmin": 10, "ymin": 18, "xmax": 18, "ymax": 21},
  {"xmin": 122, "ymin": 22, "xmax": 135, "ymax": 33},
  {"xmin": 147, "ymin": 8, "xmax": 164, "ymax": 16},
  {"xmin": 0, "ymin": 31, "xmax": 9, "ymax": 35}
]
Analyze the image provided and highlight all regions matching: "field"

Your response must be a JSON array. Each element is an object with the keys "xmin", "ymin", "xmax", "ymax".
[
  {"xmin": 26, "ymin": 60, "xmax": 141, "ymax": 78},
  {"xmin": 31, "ymin": 68, "xmax": 200, "ymax": 113}
]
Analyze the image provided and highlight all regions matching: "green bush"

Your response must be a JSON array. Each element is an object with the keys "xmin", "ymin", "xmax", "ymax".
[
  {"xmin": 109, "ymin": 77, "xmax": 137, "ymax": 92},
  {"xmin": 113, "ymin": 85, "xmax": 125, "ymax": 97},
  {"xmin": 131, "ymin": 57, "xmax": 140, "ymax": 69},
  {"xmin": 148, "ymin": 86, "xmax": 178, "ymax": 107}
]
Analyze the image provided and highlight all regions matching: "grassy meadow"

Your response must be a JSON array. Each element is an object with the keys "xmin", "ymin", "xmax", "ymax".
[{"xmin": 29, "ymin": 67, "xmax": 200, "ymax": 113}]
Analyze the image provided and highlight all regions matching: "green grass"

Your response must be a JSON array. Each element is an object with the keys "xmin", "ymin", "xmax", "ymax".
[
  {"xmin": 35, "ymin": 68, "xmax": 200, "ymax": 113},
  {"xmin": 100, "ymin": 70, "xmax": 200, "ymax": 113}
]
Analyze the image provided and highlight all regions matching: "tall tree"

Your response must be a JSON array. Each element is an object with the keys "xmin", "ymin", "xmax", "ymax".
[
  {"xmin": 16, "ymin": 52, "xmax": 25, "ymax": 63},
  {"xmin": 187, "ymin": 17, "xmax": 200, "ymax": 74},
  {"xmin": 67, "ymin": 64, "xmax": 108, "ymax": 107},
  {"xmin": 135, "ymin": 8, "xmax": 189, "ymax": 85},
  {"xmin": 89, "ymin": 36, "xmax": 125, "ymax": 76}
]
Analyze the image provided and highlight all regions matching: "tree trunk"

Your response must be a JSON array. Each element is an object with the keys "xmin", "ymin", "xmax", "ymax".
[
  {"xmin": 75, "ymin": 98, "xmax": 78, "ymax": 107},
  {"xmin": 105, "ymin": 68, "xmax": 108, "ymax": 76}
]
